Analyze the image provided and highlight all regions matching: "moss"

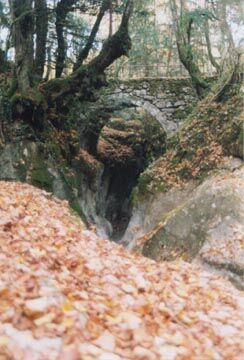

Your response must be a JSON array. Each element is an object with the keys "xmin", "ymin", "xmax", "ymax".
[
  {"xmin": 8, "ymin": 77, "xmax": 18, "ymax": 98},
  {"xmin": 65, "ymin": 172, "xmax": 80, "ymax": 189},
  {"xmin": 137, "ymin": 173, "xmax": 152, "ymax": 194},
  {"xmin": 15, "ymin": 162, "xmax": 29, "ymax": 181},
  {"xmin": 75, "ymin": 157, "xmax": 97, "ymax": 180},
  {"xmin": 219, "ymin": 113, "xmax": 243, "ymax": 158},
  {"xmin": 46, "ymin": 141, "xmax": 63, "ymax": 159},
  {"xmin": 130, "ymin": 187, "xmax": 140, "ymax": 206},
  {"xmin": 174, "ymin": 108, "xmax": 188, "ymax": 119},
  {"xmin": 69, "ymin": 199, "xmax": 85, "ymax": 220},
  {"xmin": 118, "ymin": 78, "xmax": 196, "ymax": 97},
  {"xmin": 10, "ymin": 88, "xmax": 44, "ymax": 107},
  {"xmin": 31, "ymin": 167, "xmax": 53, "ymax": 190},
  {"xmin": 217, "ymin": 83, "xmax": 241, "ymax": 103},
  {"xmin": 171, "ymin": 154, "xmax": 182, "ymax": 165},
  {"xmin": 130, "ymin": 173, "xmax": 153, "ymax": 205},
  {"xmin": 44, "ymin": 77, "xmax": 70, "ymax": 93},
  {"xmin": 154, "ymin": 182, "xmax": 167, "ymax": 193},
  {"xmin": 178, "ymin": 167, "xmax": 191, "ymax": 178},
  {"xmin": 195, "ymin": 170, "xmax": 210, "ymax": 183}
]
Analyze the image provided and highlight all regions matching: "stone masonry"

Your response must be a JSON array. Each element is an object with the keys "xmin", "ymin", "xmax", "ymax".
[{"xmin": 107, "ymin": 78, "xmax": 198, "ymax": 134}]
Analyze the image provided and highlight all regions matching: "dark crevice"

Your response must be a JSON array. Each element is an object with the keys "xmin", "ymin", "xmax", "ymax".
[{"xmin": 101, "ymin": 164, "xmax": 141, "ymax": 241}]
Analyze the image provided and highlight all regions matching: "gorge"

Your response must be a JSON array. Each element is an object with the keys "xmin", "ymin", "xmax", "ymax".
[{"xmin": 0, "ymin": 74, "xmax": 243, "ymax": 289}]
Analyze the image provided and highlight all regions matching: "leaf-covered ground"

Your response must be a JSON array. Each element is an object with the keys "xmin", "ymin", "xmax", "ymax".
[
  {"xmin": 134, "ymin": 87, "xmax": 243, "ymax": 200},
  {"xmin": 0, "ymin": 182, "xmax": 243, "ymax": 359}
]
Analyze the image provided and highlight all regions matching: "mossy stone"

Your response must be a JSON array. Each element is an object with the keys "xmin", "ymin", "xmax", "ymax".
[{"xmin": 31, "ymin": 167, "xmax": 53, "ymax": 190}]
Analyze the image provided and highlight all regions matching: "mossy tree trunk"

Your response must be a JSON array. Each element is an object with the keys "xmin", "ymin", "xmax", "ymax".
[
  {"xmin": 45, "ymin": 0, "xmax": 133, "ymax": 106},
  {"xmin": 9, "ymin": 0, "xmax": 134, "ymax": 128},
  {"xmin": 10, "ymin": 0, "xmax": 34, "ymax": 92},
  {"xmin": 170, "ymin": 0, "xmax": 209, "ymax": 97},
  {"xmin": 34, "ymin": 0, "xmax": 48, "ymax": 80},
  {"xmin": 204, "ymin": 18, "xmax": 220, "ymax": 73},
  {"xmin": 177, "ymin": 44, "xmax": 209, "ymax": 97}
]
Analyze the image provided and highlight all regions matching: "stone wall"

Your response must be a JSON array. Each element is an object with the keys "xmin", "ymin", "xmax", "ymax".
[{"xmin": 107, "ymin": 78, "xmax": 198, "ymax": 134}]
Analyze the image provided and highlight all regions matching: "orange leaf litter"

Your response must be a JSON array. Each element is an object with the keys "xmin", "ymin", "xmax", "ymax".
[{"xmin": 0, "ymin": 182, "xmax": 243, "ymax": 359}]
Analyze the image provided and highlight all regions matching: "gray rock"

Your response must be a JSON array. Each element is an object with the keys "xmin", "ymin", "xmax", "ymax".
[
  {"xmin": 154, "ymin": 114, "xmax": 178, "ymax": 133},
  {"xmin": 123, "ymin": 164, "xmax": 244, "ymax": 289},
  {"xmin": 220, "ymin": 157, "xmax": 243, "ymax": 171},
  {"xmin": 132, "ymin": 89, "xmax": 147, "ymax": 97},
  {"xmin": 113, "ymin": 88, "xmax": 121, "ymax": 94},
  {"xmin": 122, "ymin": 182, "xmax": 196, "ymax": 249},
  {"xmin": 182, "ymin": 87, "xmax": 190, "ymax": 93},
  {"xmin": 174, "ymin": 100, "xmax": 186, "ymax": 107},
  {"xmin": 144, "ymin": 95, "xmax": 154, "ymax": 101},
  {"xmin": 156, "ymin": 93, "xmax": 166, "ymax": 99},
  {"xmin": 155, "ymin": 100, "xmax": 166, "ymax": 109},
  {"xmin": 142, "ymin": 83, "xmax": 149, "ymax": 89},
  {"xmin": 142, "ymin": 101, "xmax": 160, "ymax": 117}
]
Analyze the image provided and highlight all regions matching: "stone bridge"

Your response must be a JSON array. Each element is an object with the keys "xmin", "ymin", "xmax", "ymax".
[{"xmin": 107, "ymin": 78, "xmax": 198, "ymax": 134}]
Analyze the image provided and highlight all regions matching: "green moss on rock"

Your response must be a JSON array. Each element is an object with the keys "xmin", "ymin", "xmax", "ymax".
[
  {"xmin": 31, "ymin": 167, "xmax": 53, "ymax": 190},
  {"xmin": 15, "ymin": 162, "xmax": 29, "ymax": 180}
]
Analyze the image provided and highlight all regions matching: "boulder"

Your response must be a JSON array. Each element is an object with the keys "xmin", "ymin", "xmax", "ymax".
[{"xmin": 123, "ymin": 162, "xmax": 244, "ymax": 289}]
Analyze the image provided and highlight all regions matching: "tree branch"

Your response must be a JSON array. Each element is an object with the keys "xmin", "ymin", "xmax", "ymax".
[
  {"xmin": 74, "ymin": 0, "xmax": 110, "ymax": 71},
  {"xmin": 44, "ymin": 0, "xmax": 134, "ymax": 104},
  {"xmin": 88, "ymin": 0, "xmax": 134, "ymax": 73}
]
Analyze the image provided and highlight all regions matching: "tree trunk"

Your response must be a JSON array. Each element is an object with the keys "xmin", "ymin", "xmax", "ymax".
[
  {"xmin": 9, "ymin": 0, "xmax": 134, "ymax": 131},
  {"xmin": 74, "ymin": 0, "xmax": 109, "ymax": 71},
  {"xmin": 204, "ymin": 18, "xmax": 220, "ymax": 73},
  {"xmin": 219, "ymin": 1, "xmax": 235, "ymax": 51},
  {"xmin": 109, "ymin": 0, "xmax": 113, "ymax": 37},
  {"xmin": 170, "ymin": 0, "xmax": 208, "ymax": 97},
  {"xmin": 218, "ymin": 1, "xmax": 236, "ymax": 68},
  {"xmin": 166, "ymin": 33, "xmax": 173, "ymax": 76},
  {"xmin": 34, "ymin": 0, "xmax": 48, "ymax": 80},
  {"xmin": 44, "ymin": 43, "xmax": 52, "ymax": 81},
  {"xmin": 0, "ymin": 49, "xmax": 6, "ymax": 73},
  {"xmin": 55, "ymin": 0, "xmax": 77, "ymax": 78},
  {"xmin": 88, "ymin": 0, "xmax": 133, "ymax": 73},
  {"xmin": 45, "ymin": 0, "xmax": 134, "ymax": 103},
  {"xmin": 10, "ymin": 0, "xmax": 34, "ymax": 92}
]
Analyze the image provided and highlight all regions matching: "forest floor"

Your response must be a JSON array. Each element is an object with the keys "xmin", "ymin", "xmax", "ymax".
[{"xmin": 0, "ymin": 181, "xmax": 243, "ymax": 359}]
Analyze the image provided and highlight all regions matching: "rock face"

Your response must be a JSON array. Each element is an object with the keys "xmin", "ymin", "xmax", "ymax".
[
  {"xmin": 97, "ymin": 116, "xmax": 166, "ymax": 167},
  {"xmin": 95, "ymin": 114, "xmax": 166, "ymax": 239},
  {"xmin": 122, "ymin": 161, "xmax": 244, "ymax": 289},
  {"xmin": 0, "ymin": 140, "xmax": 109, "ymax": 230},
  {"xmin": 0, "ymin": 79, "xmax": 171, "ymax": 238}
]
